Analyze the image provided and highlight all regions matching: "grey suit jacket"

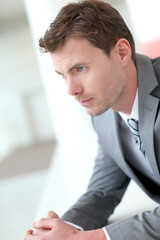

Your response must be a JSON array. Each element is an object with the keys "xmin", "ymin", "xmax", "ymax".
[{"xmin": 62, "ymin": 54, "xmax": 160, "ymax": 239}]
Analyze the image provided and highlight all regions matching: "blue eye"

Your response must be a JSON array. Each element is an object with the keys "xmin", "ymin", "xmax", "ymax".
[{"xmin": 77, "ymin": 67, "xmax": 86, "ymax": 72}]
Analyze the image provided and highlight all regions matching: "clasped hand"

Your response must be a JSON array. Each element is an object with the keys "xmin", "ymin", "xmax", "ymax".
[
  {"xmin": 24, "ymin": 210, "xmax": 80, "ymax": 240},
  {"xmin": 24, "ymin": 210, "xmax": 105, "ymax": 240}
]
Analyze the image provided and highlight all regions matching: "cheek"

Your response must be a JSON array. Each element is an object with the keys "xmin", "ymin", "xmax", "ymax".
[
  {"xmin": 84, "ymin": 68, "xmax": 112, "ymax": 95},
  {"xmin": 89, "ymin": 72, "xmax": 107, "ymax": 89}
]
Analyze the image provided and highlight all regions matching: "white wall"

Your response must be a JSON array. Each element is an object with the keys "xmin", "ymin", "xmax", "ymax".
[
  {"xmin": 125, "ymin": 0, "xmax": 160, "ymax": 43},
  {"xmin": 0, "ymin": 16, "xmax": 54, "ymax": 160}
]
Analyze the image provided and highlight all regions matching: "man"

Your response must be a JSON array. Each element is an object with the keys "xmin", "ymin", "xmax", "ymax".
[{"xmin": 24, "ymin": 0, "xmax": 160, "ymax": 239}]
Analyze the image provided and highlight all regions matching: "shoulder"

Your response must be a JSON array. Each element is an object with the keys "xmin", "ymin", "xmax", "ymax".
[{"xmin": 152, "ymin": 56, "xmax": 160, "ymax": 82}]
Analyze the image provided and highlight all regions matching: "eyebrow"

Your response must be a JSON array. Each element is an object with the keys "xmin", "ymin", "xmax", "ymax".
[{"xmin": 55, "ymin": 62, "xmax": 89, "ymax": 75}]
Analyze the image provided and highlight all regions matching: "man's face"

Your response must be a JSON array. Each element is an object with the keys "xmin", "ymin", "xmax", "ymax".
[{"xmin": 51, "ymin": 37, "xmax": 126, "ymax": 116}]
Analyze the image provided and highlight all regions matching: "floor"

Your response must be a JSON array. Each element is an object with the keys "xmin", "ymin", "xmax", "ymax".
[{"xmin": 0, "ymin": 140, "xmax": 55, "ymax": 240}]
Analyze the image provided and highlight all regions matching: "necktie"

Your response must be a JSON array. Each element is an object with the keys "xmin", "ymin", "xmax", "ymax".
[{"xmin": 127, "ymin": 118, "xmax": 145, "ymax": 156}]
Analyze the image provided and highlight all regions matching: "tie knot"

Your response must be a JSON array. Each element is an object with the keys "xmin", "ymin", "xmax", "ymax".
[
  {"xmin": 127, "ymin": 118, "xmax": 145, "ymax": 156},
  {"xmin": 127, "ymin": 118, "xmax": 139, "ymax": 132}
]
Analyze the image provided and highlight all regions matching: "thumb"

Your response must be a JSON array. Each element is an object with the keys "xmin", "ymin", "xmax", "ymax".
[{"xmin": 47, "ymin": 210, "xmax": 59, "ymax": 219}]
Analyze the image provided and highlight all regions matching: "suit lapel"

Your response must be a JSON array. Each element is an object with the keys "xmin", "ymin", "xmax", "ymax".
[
  {"xmin": 139, "ymin": 93, "xmax": 159, "ymax": 176},
  {"xmin": 111, "ymin": 112, "xmax": 140, "ymax": 179},
  {"xmin": 137, "ymin": 54, "xmax": 160, "ymax": 177}
]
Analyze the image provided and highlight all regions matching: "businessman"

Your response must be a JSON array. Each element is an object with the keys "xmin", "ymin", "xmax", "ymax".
[{"xmin": 24, "ymin": 0, "xmax": 160, "ymax": 239}]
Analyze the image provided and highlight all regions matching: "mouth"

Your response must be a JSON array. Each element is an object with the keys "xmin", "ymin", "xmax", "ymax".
[{"xmin": 79, "ymin": 98, "xmax": 93, "ymax": 107}]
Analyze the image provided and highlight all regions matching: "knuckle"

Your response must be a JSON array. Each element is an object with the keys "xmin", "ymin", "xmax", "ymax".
[
  {"xmin": 48, "ymin": 210, "xmax": 53, "ymax": 214},
  {"xmin": 39, "ymin": 218, "xmax": 45, "ymax": 224}
]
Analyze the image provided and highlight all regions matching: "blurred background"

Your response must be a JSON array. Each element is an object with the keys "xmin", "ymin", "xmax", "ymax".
[{"xmin": 0, "ymin": 0, "xmax": 160, "ymax": 239}]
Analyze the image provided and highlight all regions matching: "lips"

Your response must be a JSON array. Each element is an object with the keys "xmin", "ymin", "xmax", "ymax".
[{"xmin": 79, "ymin": 98, "xmax": 93, "ymax": 107}]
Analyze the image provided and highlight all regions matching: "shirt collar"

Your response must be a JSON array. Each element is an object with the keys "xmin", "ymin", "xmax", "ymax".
[{"xmin": 118, "ymin": 90, "xmax": 139, "ymax": 123}]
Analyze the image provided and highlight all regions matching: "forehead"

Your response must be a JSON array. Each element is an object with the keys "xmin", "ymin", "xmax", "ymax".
[
  {"xmin": 50, "ymin": 37, "xmax": 105, "ymax": 71},
  {"xmin": 55, "ymin": 37, "xmax": 96, "ymax": 56}
]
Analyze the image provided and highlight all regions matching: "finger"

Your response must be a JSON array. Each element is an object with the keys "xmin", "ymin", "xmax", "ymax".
[
  {"xmin": 46, "ymin": 210, "xmax": 59, "ymax": 219},
  {"xmin": 24, "ymin": 229, "xmax": 34, "ymax": 239},
  {"xmin": 32, "ymin": 218, "xmax": 55, "ymax": 229},
  {"xmin": 26, "ymin": 229, "xmax": 34, "ymax": 235},
  {"xmin": 33, "ymin": 229, "xmax": 50, "ymax": 235}
]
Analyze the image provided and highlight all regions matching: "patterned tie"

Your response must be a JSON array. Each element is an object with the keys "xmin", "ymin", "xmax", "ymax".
[{"xmin": 127, "ymin": 118, "xmax": 145, "ymax": 156}]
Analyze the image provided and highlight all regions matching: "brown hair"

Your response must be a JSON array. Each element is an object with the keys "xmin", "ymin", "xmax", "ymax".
[{"xmin": 39, "ymin": 0, "xmax": 135, "ymax": 61}]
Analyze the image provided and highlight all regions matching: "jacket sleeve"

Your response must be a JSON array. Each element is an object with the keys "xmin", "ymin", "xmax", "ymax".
[{"xmin": 105, "ymin": 206, "xmax": 160, "ymax": 240}]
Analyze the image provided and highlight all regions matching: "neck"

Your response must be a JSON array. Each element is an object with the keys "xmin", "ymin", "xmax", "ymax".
[{"xmin": 112, "ymin": 61, "xmax": 137, "ymax": 115}]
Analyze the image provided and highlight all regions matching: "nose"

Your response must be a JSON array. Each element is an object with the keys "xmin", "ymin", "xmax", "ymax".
[{"xmin": 66, "ymin": 77, "xmax": 82, "ymax": 96}]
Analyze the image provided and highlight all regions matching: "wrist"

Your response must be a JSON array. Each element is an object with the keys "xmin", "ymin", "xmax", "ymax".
[{"xmin": 77, "ymin": 228, "xmax": 106, "ymax": 240}]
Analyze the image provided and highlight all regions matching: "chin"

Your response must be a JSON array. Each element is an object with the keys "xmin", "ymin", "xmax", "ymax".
[{"xmin": 86, "ymin": 107, "xmax": 108, "ymax": 116}]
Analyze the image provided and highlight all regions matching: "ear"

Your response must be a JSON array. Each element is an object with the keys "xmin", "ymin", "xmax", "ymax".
[{"xmin": 115, "ymin": 38, "xmax": 132, "ymax": 66}]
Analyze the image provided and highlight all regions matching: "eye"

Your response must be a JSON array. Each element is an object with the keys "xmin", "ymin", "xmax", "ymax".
[
  {"xmin": 58, "ymin": 73, "xmax": 66, "ymax": 80},
  {"xmin": 76, "ymin": 66, "xmax": 86, "ymax": 72}
]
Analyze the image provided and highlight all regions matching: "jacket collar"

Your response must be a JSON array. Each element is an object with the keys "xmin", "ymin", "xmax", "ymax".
[{"xmin": 136, "ymin": 53, "xmax": 160, "ymax": 176}]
